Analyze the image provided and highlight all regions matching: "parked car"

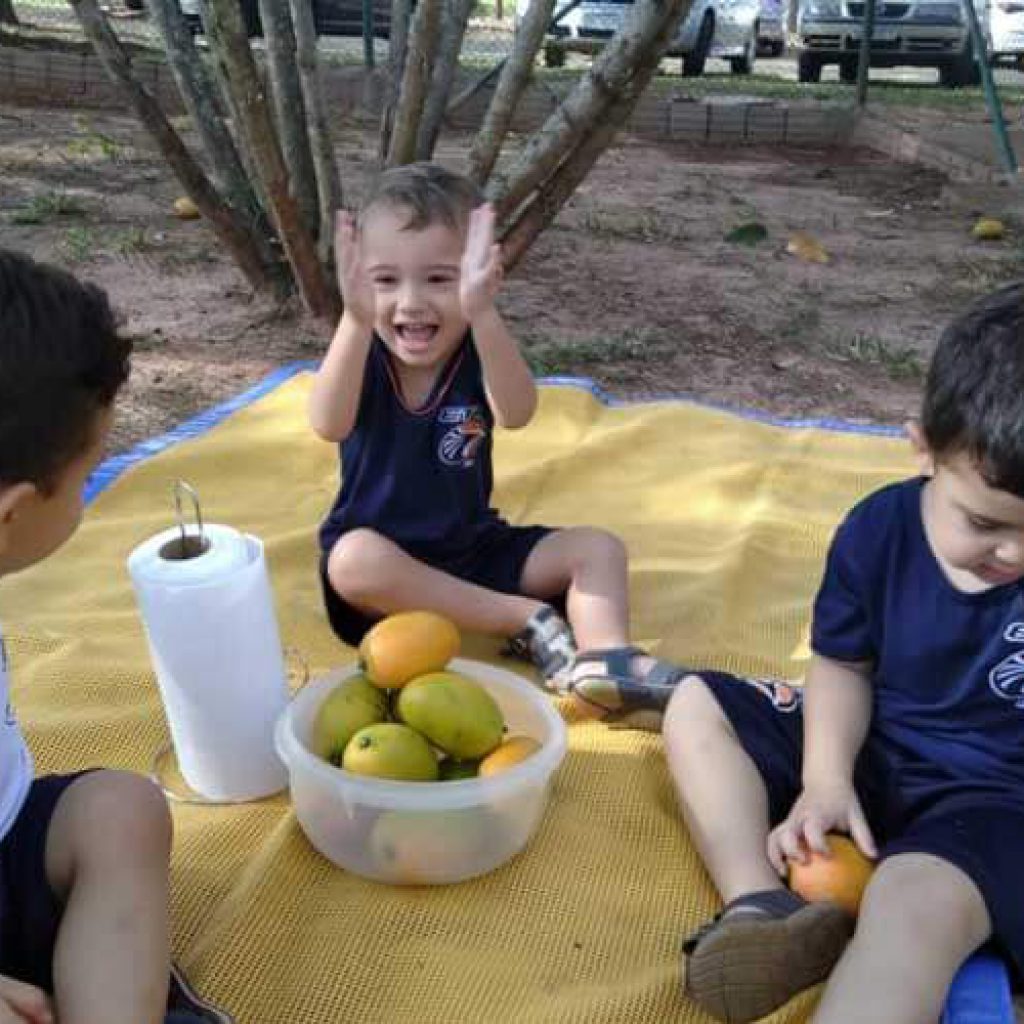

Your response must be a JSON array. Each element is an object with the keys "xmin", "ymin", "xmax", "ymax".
[
  {"xmin": 758, "ymin": 0, "xmax": 787, "ymax": 54},
  {"xmin": 796, "ymin": 0, "xmax": 980, "ymax": 86},
  {"xmin": 178, "ymin": 0, "xmax": 391, "ymax": 38},
  {"xmin": 533, "ymin": 0, "xmax": 762, "ymax": 76},
  {"xmin": 987, "ymin": 0, "xmax": 1024, "ymax": 64}
]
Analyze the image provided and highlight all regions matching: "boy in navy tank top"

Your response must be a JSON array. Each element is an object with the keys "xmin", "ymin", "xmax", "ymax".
[
  {"xmin": 0, "ymin": 251, "xmax": 231, "ymax": 1024},
  {"xmin": 665, "ymin": 283, "xmax": 1024, "ymax": 1023},
  {"xmin": 310, "ymin": 163, "xmax": 684, "ymax": 718}
]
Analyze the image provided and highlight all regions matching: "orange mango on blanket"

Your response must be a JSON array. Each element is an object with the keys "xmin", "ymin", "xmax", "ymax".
[
  {"xmin": 358, "ymin": 610, "xmax": 461, "ymax": 689},
  {"xmin": 788, "ymin": 834, "xmax": 875, "ymax": 917}
]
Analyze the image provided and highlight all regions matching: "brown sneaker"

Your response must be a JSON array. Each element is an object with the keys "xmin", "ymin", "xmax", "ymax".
[{"xmin": 683, "ymin": 901, "xmax": 854, "ymax": 1023}]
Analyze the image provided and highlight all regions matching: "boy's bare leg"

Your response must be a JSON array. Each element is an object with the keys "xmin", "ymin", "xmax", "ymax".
[
  {"xmin": 663, "ymin": 680, "xmax": 782, "ymax": 899},
  {"xmin": 328, "ymin": 528, "xmax": 545, "ymax": 635},
  {"xmin": 45, "ymin": 770, "xmax": 172, "ymax": 1024},
  {"xmin": 814, "ymin": 854, "xmax": 990, "ymax": 1024}
]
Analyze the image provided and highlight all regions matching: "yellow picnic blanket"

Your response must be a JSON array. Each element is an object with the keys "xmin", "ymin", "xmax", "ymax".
[{"xmin": 2, "ymin": 372, "xmax": 913, "ymax": 1023}]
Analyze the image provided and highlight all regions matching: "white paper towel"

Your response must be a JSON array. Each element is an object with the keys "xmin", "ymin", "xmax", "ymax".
[{"xmin": 128, "ymin": 524, "xmax": 289, "ymax": 801}]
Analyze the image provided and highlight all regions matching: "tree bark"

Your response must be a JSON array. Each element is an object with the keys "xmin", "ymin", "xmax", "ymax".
[
  {"xmin": 500, "ymin": 0, "xmax": 683, "ymax": 269},
  {"xmin": 0, "ymin": 0, "xmax": 18, "ymax": 26},
  {"xmin": 386, "ymin": 0, "xmax": 443, "ymax": 166},
  {"xmin": 201, "ymin": 0, "xmax": 338, "ymax": 320},
  {"xmin": 380, "ymin": 0, "xmax": 412, "ymax": 158},
  {"xmin": 490, "ymin": 0, "xmax": 691, "ymax": 220},
  {"xmin": 68, "ymin": 0, "xmax": 275, "ymax": 293},
  {"xmin": 468, "ymin": 0, "xmax": 554, "ymax": 185},
  {"xmin": 415, "ymin": 0, "xmax": 476, "ymax": 159},
  {"xmin": 145, "ymin": 0, "xmax": 277, "ymax": 274},
  {"xmin": 288, "ymin": 0, "xmax": 342, "ymax": 263},
  {"xmin": 258, "ymin": 0, "xmax": 320, "ymax": 236}
]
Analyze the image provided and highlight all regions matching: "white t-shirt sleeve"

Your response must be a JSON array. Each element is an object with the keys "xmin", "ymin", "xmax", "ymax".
[{"xmin": 0, "ymin": 631, "xmax": 33, "ymax": 843}]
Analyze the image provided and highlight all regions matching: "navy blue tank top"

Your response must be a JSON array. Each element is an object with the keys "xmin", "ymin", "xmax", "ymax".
[{"xmin": 319, "ymin": 335, "xmax": 502, "ymax": 560}]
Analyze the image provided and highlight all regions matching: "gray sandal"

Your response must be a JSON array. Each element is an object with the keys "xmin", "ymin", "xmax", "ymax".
[{"xmin": 503, "ymin": 605, "xmax": 578, "ymax": 692}]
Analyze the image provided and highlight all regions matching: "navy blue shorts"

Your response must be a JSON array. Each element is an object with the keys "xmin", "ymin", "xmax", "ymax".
[
  {"xmin": 320, "ymin": 523, "xmax": 561, "ymax": 647},
  {"xmin": 0, "ymin": 772, "xmax": 90, "ymax": 991},
  {"xmin": 700, "ymin": 670, "xmax": 1024, "ymax": 978}
]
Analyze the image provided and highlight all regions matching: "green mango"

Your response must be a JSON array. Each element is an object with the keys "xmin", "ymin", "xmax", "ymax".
[
  {"xmin": 439, "ymin": 758, "xmax": 480, "ymax": 781},
  {"xmin": 397, "ymin": 671, "xmax": 504, "ymax": 760},
  {"xmin": 311, "ymin": 673, "xmax": 387, "ymax": 766},
  {"xmin": 342, "ymin": 722, "xmax": 439, "ymax": 782}
]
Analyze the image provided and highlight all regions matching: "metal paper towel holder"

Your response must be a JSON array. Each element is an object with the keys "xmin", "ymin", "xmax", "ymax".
[{"xmin": 158, "ymin": 480, "xmax": 210, "ymax": 561}]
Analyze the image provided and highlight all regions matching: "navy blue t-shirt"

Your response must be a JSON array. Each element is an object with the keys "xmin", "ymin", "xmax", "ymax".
[
  {"xmin": 319, "ymin": 335, "xmax": 504, "ymax": 561},
  {"xmin": 812, "ymin": 477, "xmax": 1024, "ymax": 806}
]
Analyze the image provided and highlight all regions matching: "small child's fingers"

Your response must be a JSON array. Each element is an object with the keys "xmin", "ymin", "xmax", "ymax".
[
  {"xmin": 802, "ymin": 816, "xmax": 831, "ymax": 856},
  {"xmin": 777, "ymin": 822, "xmax": 810, "ymax": 867},
  {"xmin": 849, "ymin": 810, "xmax": 878, "ymax": 860},
  {"xmin": 0, "ymin": 977, "xmax": 53, "ymax": 1024},
  {"xmin": 766, "ymin": 832, "xmax": 789, "ymax": 876}
]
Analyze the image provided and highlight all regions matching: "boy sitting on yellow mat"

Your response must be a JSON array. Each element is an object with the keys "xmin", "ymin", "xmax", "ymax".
[
  {"xmin": 309, "ymin": 162, "xmax": 684, "ymax": 721},
  {"xmin": 665, "ymin": 283, "xmax": 1024, "ymax": 1023},
  {"xmin": 0, "ymin": 250, "xmax": 231, "ymax": 1024}
]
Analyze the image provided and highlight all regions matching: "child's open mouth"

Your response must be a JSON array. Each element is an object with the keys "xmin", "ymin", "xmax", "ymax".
[{"xmin": 395, "ymin": 324, "xmax": 438, "ymax": 352}]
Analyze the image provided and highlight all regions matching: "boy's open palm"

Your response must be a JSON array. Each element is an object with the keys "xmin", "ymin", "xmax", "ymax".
[
  {"xmin": 460, "ymin": 204, "xmax": 503, "ymax": 321},
  {"xmin": 767, "ymin": 780, "xmax": 877, "ymax": 876},
  {"xmin": 0, "ymin": 976, "xmax": 53, "ymax": 1024},
  {"xmin": 335, "ymin": 211, "xmax": 375, "ymax": 330}
]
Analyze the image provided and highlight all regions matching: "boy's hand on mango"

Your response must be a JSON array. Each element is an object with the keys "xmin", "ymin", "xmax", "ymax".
[
  {"xmin": 0, "ymin": 975, "xmax": 53, "ymax": 1024},
  {"xmin": 335, "ymin": 210, "xmax": 376, "ymax": 331},
  {"xmin": 460, "ymin": 203, "xmax": 503, "ymax": 322}
]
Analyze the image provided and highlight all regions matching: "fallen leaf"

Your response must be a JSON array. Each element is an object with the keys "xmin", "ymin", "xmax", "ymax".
[
  {"xmin": 786, "ymin": 231, "xmax": 830, "ymax": 264},
  {"xmin": 972, "ymin": 217, "xmax": 1006, "ymax": 241},
  {"xmin": 172, "ymin": 196, "xmax": 200, "ymax": 220},
  {"xmin": 725, "ymin": 222, "xmax": 768, "ymax": 246}
]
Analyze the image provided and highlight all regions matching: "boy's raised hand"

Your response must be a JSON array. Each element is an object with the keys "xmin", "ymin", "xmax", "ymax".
[
  {"xmin": 0, "ymin": 976, "xmax": 53, "ymax": 1024},
  {"xmin": 460, "ymin": 204, "xmax": 503, "ymax": 322},
  {"xmin": 335, "ymin": 211, "xmax": 375, "ymax": 331},
  {"xmin": 766, "ymin": 779, "xmax": 877, "ymax": 876}
]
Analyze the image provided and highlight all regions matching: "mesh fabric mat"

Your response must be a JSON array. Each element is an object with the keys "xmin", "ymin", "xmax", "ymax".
[{"xmin": 2, "ymin": 372, "xmax": 913, "ymax": 1023}]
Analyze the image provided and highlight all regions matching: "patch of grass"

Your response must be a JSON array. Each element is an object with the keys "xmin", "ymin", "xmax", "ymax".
[
  {"xmin": 11, "ymin": 190, "xmax": 85, "ymax": 225},
  {"xmin": 524, "ymin": 328, "xmax": 674, "ymax": 376},
  {"xmin": 67, "ymin": 119, "xmax": 127, "ymax": 162},
  {"xmin": 576, "ymin": 208, "xmax": 687, "ymax": 244},
  {"xmin": 114, "ymin": 226, "xmax": 153, "ymax": 258},
  {"xmin": 777, "ymin": 303, "xmax": 823, "ymax": 343},
  {"xmin": 61, "ymin": 226, "xmax": 96, "ymax": 263},
  {"xmin": 826, "ymin": 331, "xmax": 925, "ymax": 381}
]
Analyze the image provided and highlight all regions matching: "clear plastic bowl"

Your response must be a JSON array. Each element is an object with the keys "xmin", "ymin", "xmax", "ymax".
[{"xmin": 274, "ymin": 658, "xmax": 568, "ymax": 885}]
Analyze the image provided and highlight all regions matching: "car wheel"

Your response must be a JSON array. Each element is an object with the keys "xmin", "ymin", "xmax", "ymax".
[
  {"xmin": 730, "ymin": 25, "xmax": 757, "ymax": 73},
  {"xmin": 939, "ymin": 41, "xmax": 978, "ymax": 87},
  {"xmin": 683, "ymin": 12, "xmax": 714, "ymax": 77},
  {"xmin": 838, "ymin": 55, "xmax": 858, "ymax": 83},
  {"xmin": 797, "ymin": 51, "xmax": 822, "ymax": 82},
  {"xmin": 543, "ymin": 40, "xmax": 567, "ymax": 67},
  {"xmin": 769, "ymin": 39, "xmax": 784, "ymax": 57}
]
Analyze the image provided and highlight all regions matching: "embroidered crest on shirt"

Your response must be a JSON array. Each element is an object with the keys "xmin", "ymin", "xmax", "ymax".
[
  {"xmin": 437, "ymin": 406, "xmax": 487, "ymax": 468},
  {"xmin": 989, "ymin": 622, "xmax": 1024, "ymax": 708},
  {"xmin": 742, "ymin": 677, "xmax": 802, "ymax": 713}
]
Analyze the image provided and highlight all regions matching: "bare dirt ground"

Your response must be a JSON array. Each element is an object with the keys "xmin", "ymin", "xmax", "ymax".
[{"xmin": 3, "ymin": 104, "xmax": 1023, "ymax": 454}]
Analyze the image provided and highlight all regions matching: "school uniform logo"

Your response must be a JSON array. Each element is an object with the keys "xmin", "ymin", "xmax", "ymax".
[
  {"xmin": 988, "ymin": 622, "xmax": 1024, "ymax": 708},
  {"xmin": 437, "ymin": 406, "xmax": 487, "ymax": 468},
  {"xmin": 741, "ymin": 677, "xmax": 802, "ymax": 713}
]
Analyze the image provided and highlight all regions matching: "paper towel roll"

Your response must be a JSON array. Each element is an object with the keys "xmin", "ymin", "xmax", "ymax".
[{"xmin": 128, "ymin": 524, "xmax": 289, "ymax": 801}]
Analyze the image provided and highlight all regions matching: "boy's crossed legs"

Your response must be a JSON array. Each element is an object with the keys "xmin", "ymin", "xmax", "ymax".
[
  {"xmin": 664, "ymin": 674, "xmax": 1008, "ymax": 1024},
  {"xmin": 323, "ymin": 525, "xmax": 683, "ymax": 720}
]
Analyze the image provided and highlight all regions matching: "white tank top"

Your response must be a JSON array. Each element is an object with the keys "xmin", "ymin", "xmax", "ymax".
[{"xmin": 0, "ymin": 632, "xmax": 32, "ymax": 843}]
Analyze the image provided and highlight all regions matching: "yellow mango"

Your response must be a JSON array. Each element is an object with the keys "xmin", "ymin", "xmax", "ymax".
[
  {"xmin": 478, "ymin": 735, "xmax": 542, "ymax": 777},
  {"xmin": 358, "ymin": 611, "xmax": 460, "ymax": 689},
  {"xmin": 397, "ymin": 670, "xmax": 504, "ymax": 760}
]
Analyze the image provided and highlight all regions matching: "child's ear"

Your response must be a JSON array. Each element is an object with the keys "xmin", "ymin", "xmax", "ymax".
[
  {"xmin": 905, "ymin": 420, "xmax": 935, "ymax": 476},
  {"xmin": 0, "ymin": 482, "xmax": 37, "ymax": 557}
]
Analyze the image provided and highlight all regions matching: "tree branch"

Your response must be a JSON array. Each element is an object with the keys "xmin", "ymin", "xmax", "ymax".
[{"xmin": 386, "ymin": 0, "xmax": 443, "ymax": 166}]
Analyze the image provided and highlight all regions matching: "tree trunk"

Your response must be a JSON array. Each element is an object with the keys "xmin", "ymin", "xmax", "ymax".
[
  {"xmin": 201, "ymin": 0, "xmax": 339, "ymax": 320},
  {"xmin": 386, "ymin": 0, "xmax": 444, "ymax": 166},
  {"xmin": 468, "ymin": 0, "xmax": 554, "ymax": 184},
  {"xmin": 68, "ymin": 0, "xmax": 275, "ymax": 293},
  {"xmin": 288, "ymin": 0, "xmax": 342, "ymax": 263},
  {"xmin": 415, "ymin": 0, "xmax": 476, "ymax": 159},
  {"xmin": 258, "ymin": 0, "xmax": 320, "ymax": 236},
  {"xmin": 380, "ymin": 0, "xmax": 412, "ymax": 158},
  {"xmin": 0, "ymin": 0, "xmax": 18, "ymax": 26},
  {"xmin": 145, "ymin": 0, "xmax": 278, "ymax": 277},
  {"xmin": 500, "ymin": 0, "xmax": 685, "ymax": 269},
  {"xmin": 490, "ymin": 0, "xmax": 692, "ymax": 220}
]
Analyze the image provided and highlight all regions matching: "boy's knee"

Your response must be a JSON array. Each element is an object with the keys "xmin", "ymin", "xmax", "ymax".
[
  {"xmin": 328, "ymin": 528, "xmax": 390, "ymax": 600},
  {"xmin": 566, "ymin": 527, "xmax": 627, "ymax": 570},
  {"xmin": 662, "ymin": 674, "xmax": 729, "ymax": 751}
]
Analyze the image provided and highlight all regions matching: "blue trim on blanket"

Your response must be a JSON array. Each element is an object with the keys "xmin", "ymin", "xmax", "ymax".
[{"xmin": 84, "ymin": 364, "xmax": 904, "ymax": 505}]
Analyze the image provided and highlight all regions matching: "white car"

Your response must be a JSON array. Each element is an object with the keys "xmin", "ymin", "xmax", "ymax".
[
  {"xmin": 986, "ymin": 0, "xmax": 1024, "ymax": 63},
  {"xmin": 533, "ymin": 0, "xmax": 762, "ymax": 76}
]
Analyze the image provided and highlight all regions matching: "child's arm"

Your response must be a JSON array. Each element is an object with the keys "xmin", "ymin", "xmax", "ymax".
[
  {"xmin": 767, "ymin": 653, "xmax": 878, "ymax": 872},
  {"xmin": 308, "ymin": 212, "xmax": 376, "ymax": 443},
  {"xmin": 461, "ymin": 205, "xmax": 537, "ymax": 429}
]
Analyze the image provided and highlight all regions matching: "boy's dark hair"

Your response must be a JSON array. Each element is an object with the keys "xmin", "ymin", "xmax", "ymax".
[
  {"xmin": 360, "ymin": 162, "xmax": 483, "ymax": 233},
  {"xmin": 0, "ymin": 249, "xmax": 131, "ymax": 493},
  {"xmin": 922, "ymin": 281, "xmax": 1024, "ymax": 498}
]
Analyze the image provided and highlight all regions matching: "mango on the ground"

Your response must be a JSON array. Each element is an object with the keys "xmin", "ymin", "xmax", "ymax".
[
  {"xmin": 359, "ymin": 611, "xmax": 460, "ymax": 689},
  {"xmin": 397, "ymin": 670, "xmax": 504, "ymax": 760},
  {"xmin": 342, "ymin": 722, "xmax": 439, "ymax": 782},
  {"xmin": 311, "ymin": 673, "xmax": 387, "ymax": 765},
  {"xmin": 479, "ymin": 735, "xmax": 542, "ymax": 777}
]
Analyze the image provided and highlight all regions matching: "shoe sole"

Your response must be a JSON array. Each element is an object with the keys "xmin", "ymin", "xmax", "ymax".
[{"xmin": 684, "ymin": 902, "xmax": 854, "ymax": 1023}]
